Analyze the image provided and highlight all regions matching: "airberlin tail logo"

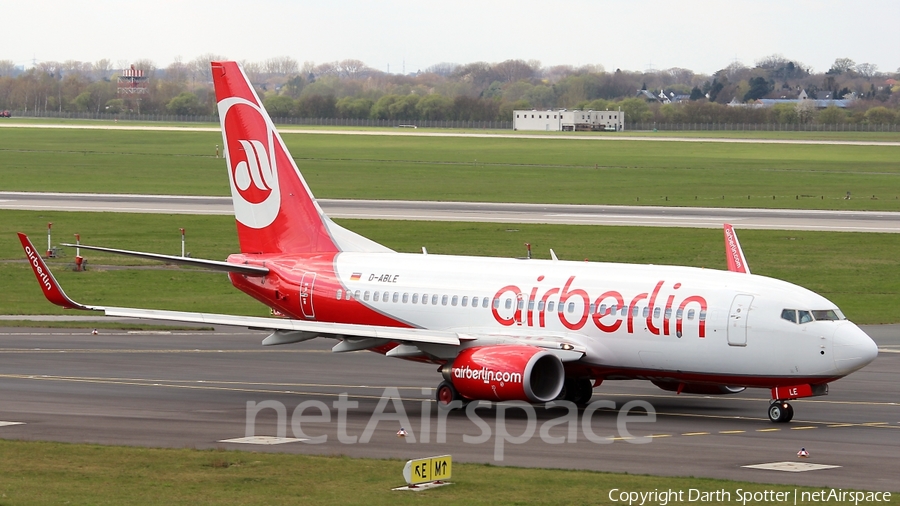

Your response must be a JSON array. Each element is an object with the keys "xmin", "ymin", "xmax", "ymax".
[{"xmin": 219, "ymin": 97, "xmax": 281, "ymax": 229}]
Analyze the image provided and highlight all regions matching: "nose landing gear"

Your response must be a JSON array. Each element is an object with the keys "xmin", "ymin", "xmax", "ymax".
[{"xmin": 768, "ymin": 400, "xmax": 794, "ymax": 423}]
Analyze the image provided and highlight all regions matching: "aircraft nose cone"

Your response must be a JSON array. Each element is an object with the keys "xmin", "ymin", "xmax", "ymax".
[{"xmin": 832, "ymin": 323, "xmax": 878, "ymax": 375}]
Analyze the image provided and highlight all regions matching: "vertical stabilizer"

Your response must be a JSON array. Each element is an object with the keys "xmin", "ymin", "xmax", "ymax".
[{"xmin": 212, "ymin": 61, "xmax": 339, "ymax": 254}]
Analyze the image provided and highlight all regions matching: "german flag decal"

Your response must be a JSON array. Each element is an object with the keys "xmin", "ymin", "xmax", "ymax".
[{"xmin": 350, "ymin": 272, "xmax": 362, "ymax": 281}]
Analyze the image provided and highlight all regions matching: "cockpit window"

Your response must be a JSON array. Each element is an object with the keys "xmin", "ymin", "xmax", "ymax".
[
  {"xmin": 798, "ymin": 310, "xmax": 813, "ymax": 324},
  {"xmin": 781, "ymin": 309, "xmax": 797, "ymax": 323},
  {"xmin": 812, "ymin": 310, "xmax": 841, "ymax": 321}
]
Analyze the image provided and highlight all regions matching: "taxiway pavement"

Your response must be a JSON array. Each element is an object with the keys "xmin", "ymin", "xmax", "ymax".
[
  {"xmin": 3, "ymin": 192, "xmax": 900, "ymax": 232},
  {"xmin": 0, "ymin": 324, "xmax": 897, "ymax": 490}
]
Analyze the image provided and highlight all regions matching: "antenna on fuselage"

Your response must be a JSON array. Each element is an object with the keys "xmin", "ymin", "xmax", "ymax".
[
  {"xmin": 550, "ymin": 249, "xmax": 559, "ymax": 261},
  {"xmin": 421, "ymin": 247, "xmax": 427, "ymax": 255}
]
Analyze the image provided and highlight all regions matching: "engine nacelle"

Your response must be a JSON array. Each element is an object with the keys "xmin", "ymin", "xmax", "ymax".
[
  {"xmin": 446, "ymin": 345, "xmax": 565, "ymax": 403},
  {"xmin": 651, "ymin": 380, "xmax": 746, "ymax": 395}
]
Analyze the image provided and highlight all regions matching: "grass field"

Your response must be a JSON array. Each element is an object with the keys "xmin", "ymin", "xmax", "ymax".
[
  {"xmin": 0, "ymin": 440, "xmax": 895, "ymax": 505},
  {"xmin": 1, "ymin": 125, "xmax": 899, "ymax": 209},
  {"xmin": 4, "ymin": 210, "xmax": 900, "ymax": 323}
]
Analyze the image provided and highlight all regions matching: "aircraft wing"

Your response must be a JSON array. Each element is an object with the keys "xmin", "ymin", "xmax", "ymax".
[{"xmin": 18, "ymin": 233, "xmax": 458, "ymax": 347}]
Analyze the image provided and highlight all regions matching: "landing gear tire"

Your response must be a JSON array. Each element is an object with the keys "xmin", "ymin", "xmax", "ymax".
[
  {"xmin": 768, "ymin": 401, "xmax": 793, "ymax": 423},
  {"xmin": 561, "ymin": 378, "xmax": 594, "ymax": 406},
  {"xmin": 436, "ymin": 381, "xmax": 461, "ymax": 409}
]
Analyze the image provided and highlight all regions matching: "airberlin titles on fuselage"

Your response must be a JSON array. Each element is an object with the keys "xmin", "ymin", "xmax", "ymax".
[{"xmin": 491, "ymin": 276, "xmax": 708, "ymax": 338}]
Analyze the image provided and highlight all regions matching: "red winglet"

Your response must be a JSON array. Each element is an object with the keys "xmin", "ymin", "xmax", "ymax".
[
  {"xmin": 723, "ymin": 224, "xmax": 750, "ymax": 274},
  {"xmin": 17, "ymin": 233, "xmax": 93, "ymax": 310}
]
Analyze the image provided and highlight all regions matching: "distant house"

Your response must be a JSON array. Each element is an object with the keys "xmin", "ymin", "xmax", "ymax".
[{"xmin": 731, "ymin": 89, "xmax": 856, "ymax": 109}]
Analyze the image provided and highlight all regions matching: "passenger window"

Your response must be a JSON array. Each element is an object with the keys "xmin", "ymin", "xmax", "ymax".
[
  {"xmin": 442, "ymin": 295, "xmax": 448, "ymax": 306},
  {"xmin": 471, "ymin": 296, "xmax": 478, "ymax": 307},
  {"xmin": 538, "ymin": 301, "xmax": 545, "ymax": 311},
  {"xmin": 589, "ymin": 303, "xmax": 595, "ymax": 314},
  {"xmin": 798, "ymin": 310, "xmax": 813, "ymax": 324},
  {"xmin": 354, "ymin": 290, "xmax": 360, "ymax": 300},
  {"xmin": 451, "ymin": 295, "xmax": 458, "ymax": 306},
  {"xmin": 621, "ymin": 306, "xmax": 628, "ymax": 316},
  {"xmin": 392, "ymin": 292, "xmax": 399, "ymax": 303},
  {"xmin": 599, "ymin": 304, "xmax": 607, "ymax": 314},
  {"xmin": 568, "ymin": 302, "xmax": 575, "ymax": 313},
  {"xmin": 422, "ymin": 293, "xmax": 428, "ymax": 304},
  {"xmin": 505, "ymin": 299, "xmax": 512, "ymax": 309},
  {"xmin": 653, "ymin": 307, "xmax": 661, "ymax": 318},
  {"xmin": 781, "ymin": 309, "xmax": 797, "ymax": 324},
  {"xmin": 632, "ymin": 306, "xmax": 640, "ymax": 316},
  {"xmin": 643, "ymin": 306, "xmax": 649, "ymax": 318},
  {"xmin": 383, "ymin": 291, "xmax": 389, "ymax": 302},
  {"xmin": 687, "ymin": 309, "xmax": 695, "ymax": 320},
  {"xmin": 664, "ymin": 308, "xmax": 672, "ymax": 319},
  {"xmin": 346, "ymin": 291, "xmax": 352, "ymax": 300},
  {"xmin": 517, "ymin": 299, "xmax": 524, "ymax": 310},
  {"xmin": 610, "ymin": 304, "xmax": 617, "ymax": 314},
  {"xmin": 461, "ymin": 296, "xmax": 468, "ymax": 307},
  {"xmin": 402, "ymin": 293, "xmax": 409, "ymax": 303},
  {"xmin": 699, "ymin": 310, "xmax": 707, "ymax": 321},
  {"xmin": 548, "ymin": 301, "xmax": 555, "ymax": 312},
  {"xmin": 364, "ymin": 291, "xmax": 370, "ymax": 301},
  {"xmin": 412, "ymin": 293, "xmax": 419, "ymax": 304},
  {"xmin": 336, "ymin": 289, "xmax": 342, "ymax": 300},
  {"xmin": 482, "ymin": 298, "xmax": 489, "ymax": 308},
  {"xmin": 373, "ymin": 291, "xmax": 380, "ymax": 302},
  {"xmin": 493, "ymin": 298, "xmax": 500, "ymax": 309},
  {"xmin": 432, "ymin": 294, "xmax": 438, "ymax": 305}
]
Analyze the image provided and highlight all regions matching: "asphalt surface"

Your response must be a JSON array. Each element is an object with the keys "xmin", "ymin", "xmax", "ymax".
[
  {"xmin": 4, "ymin": 192, "xmax": 900, "ymax": 232},
  {"xmin": 0, "ymin": 322, "xmax": 897, "ymax": 491}
]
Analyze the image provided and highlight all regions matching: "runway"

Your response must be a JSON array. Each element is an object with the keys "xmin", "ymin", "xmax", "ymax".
[
  {"xmin": 3, "ymin": 191, "xmax": 900, "ymax": 232},
  {"xmin": 0, "ymin": 324, "xmax": 897, "ymax": 490}
]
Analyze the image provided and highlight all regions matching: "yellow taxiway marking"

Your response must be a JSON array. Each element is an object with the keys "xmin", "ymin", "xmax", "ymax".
[
  {"xmin": 646, "ymin": 434, "xmax": 671, "ymax": 438},
  {"xmin": 719, "ymin": 430, "xmax": 746, "ymax": 434},
  {"xmin": 609, "ymin": 436, "xmax": 635, "ymax": 441},
  {"xmin": 790, "ymin": 426, "xmax": 817, "ymax": 430},
  {"xmin": 862, "ymin": 422, "xmax": 889, "ymax": 426},
  {"xmin": 827, "ymin": 423, "xmax": 855, "ymax": 428},
  {"xmin": 756, "ymin": 428, "xmax": 780, "ymax": 432},
  {"xmin": 681, "ymin": 432, "xmax": 710, "ymax": 436}
]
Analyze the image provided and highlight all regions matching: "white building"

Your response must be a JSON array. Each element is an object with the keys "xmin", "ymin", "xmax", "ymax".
[{"xmin": 513, "ymin": 109, "xmax": 624, "ymax": 132}]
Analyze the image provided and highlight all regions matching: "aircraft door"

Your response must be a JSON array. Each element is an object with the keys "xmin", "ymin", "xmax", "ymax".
[
  {"xmin": 727, "ymin": 294, "xmax": 753, "ymax": 346},
  {"xmin": 299, "ymin": 272, "xmax": 317, "ymax": 319}
]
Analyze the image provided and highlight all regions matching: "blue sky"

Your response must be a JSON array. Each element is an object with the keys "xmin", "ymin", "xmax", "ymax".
[{"xmin": 5, "ymin": 0, "xmax": 899, "ymax": 75}]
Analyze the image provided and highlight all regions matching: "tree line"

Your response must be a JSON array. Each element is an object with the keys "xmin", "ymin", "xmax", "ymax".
[{"xmin": 0, "ymin": 54, "xmax": 897, "ymax": 125}]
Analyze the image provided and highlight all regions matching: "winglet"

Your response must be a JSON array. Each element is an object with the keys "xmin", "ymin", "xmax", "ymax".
[
  {"xmin": 17, "ymin": 233, "xmax": 96, "ymax": 310},
  {"xmin": 723, "ymin": 224, "xmax": 750, "ymax": 274}
]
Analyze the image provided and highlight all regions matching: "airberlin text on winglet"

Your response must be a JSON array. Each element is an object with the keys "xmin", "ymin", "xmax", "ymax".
[
  {"xmin": 23, "ymin": 244, "xmax": 52, "ymax": 292},
  {"xmin": 491, "ymin": 276, "xmax": 707, "ymax": 337}
]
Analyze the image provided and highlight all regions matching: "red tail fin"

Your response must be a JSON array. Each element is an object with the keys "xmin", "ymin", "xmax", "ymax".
[
  {"xmin": 211, "ymin": 61, "xmax": 338, "ymax": 255},
  {"xmin": 723, "ymin": 224, "xmax": 750, "ymax": 274}
]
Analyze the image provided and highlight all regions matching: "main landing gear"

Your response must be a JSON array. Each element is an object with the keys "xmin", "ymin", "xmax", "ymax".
[
  {"xmin": 560, "ymin": 378, "xmax": 594, "ymax": 406},
  {"xmin": 435, "ymin": 380, "xmax": 461, "ymax": 407},
  {"xmin": 768, "ymin": 400, "xmax": 794, "ymax": 423}
]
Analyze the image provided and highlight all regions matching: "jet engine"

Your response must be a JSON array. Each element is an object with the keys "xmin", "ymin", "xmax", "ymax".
[
  {"xmin": 651, "ymin": 380, "xmax": 746, "ymax": 395},
  {"xmin": 444, "ymin": 345, "xmax": 565, "ymax": 403}
]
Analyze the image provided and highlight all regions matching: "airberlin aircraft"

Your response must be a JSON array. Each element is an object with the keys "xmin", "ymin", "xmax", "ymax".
[{"xmin": 19, "ymin": 61, "xmax": 878, "ymax": 423}]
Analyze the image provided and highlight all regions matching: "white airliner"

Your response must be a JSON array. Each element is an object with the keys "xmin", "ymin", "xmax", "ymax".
[{"xmin": 19, "ymin": 61, "xmax": 878, "ymax": 423}]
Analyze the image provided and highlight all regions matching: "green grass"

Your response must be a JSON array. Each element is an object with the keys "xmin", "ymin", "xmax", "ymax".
[
  {"xmin": 0, "ymin": 440, "xmax": 894, "ymax": 505},
  {"xmin": 2, "ymin": 126, "xmax": 899, "ymax": 209},
  {"xmin": 4, "ymin": 210, "xmax": 900, "ymax": 323}
]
